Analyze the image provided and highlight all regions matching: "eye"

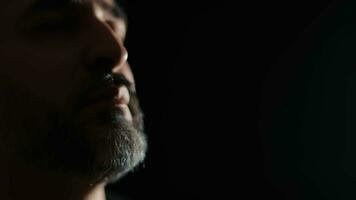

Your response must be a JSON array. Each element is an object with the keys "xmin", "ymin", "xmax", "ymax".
[{"xmin": 105, "ymin": 20, "xmax": 116, "ymax": 31}]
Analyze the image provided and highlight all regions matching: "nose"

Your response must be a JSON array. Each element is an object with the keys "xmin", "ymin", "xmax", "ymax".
[{"xmin": 84, "ymin": 16, "xmax": 128, "ymax": 75}]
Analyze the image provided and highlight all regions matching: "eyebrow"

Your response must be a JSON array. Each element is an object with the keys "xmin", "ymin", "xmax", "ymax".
[{"xmin": 28, "ymin": 0, "xmax": 77, "ymax": 12}]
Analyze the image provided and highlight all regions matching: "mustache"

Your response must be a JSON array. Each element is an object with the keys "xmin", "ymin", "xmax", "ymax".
[
  {"xmin": 99, "ymin": 73, "xmax": 132, "ymax": 90},
  {"xmin": 82, "ymin": 73, "xmax": 134, "ymax": 96}
]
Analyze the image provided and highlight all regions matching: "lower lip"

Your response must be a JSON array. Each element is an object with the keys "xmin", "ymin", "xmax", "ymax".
[{"xmin": 80, "ymin": 98, "xmax": 132, "ymax": 122}]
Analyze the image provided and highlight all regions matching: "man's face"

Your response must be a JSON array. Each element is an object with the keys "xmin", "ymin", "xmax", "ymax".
[{"xmin": 0, "ymin": 0, "xmax": 146, "ymax": 184}]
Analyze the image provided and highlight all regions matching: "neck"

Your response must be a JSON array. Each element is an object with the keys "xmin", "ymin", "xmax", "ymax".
[{"xmin": 0, "ymin": 156, "xmax": 107, "ymax": 200}]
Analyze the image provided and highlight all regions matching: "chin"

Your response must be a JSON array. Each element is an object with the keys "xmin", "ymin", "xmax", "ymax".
[
  {"xmin": 73, "ymin": 110, "xmax": 147, "ymax": 184},
  {"xmin": 88, "ymin": 118, "xmax": 147, "ymax": 184}
]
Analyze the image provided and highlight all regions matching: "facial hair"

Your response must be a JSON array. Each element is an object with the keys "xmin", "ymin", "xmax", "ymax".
[{"xmin": 0, "ymin": 76, "xmax": 147, "ymax": 185}]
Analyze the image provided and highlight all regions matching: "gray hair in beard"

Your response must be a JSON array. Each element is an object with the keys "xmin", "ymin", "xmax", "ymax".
[{"xmin": 17, "ymin": 75, "xmax": 147, "ymax": 185}]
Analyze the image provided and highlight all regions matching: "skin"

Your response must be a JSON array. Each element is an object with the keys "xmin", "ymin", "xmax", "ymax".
[{"xmin": 0, "ymin": 0, "xmax": 146, "ymax": 199}]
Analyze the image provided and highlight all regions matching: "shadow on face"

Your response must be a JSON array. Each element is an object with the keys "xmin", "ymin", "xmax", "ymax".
[{"xmin": 0, "ymin": 0, "xmax": 147, "ymax": 184}]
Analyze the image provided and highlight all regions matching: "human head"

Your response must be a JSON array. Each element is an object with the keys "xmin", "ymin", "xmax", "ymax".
[{"xmin": 0, "ymin": 0, "xmax": 146, "ymax": 185}]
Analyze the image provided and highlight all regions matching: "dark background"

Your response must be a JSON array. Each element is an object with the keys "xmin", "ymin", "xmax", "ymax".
[{"xmin": 107, "ymin": 1, "xmax": 356, "ymax": 199}]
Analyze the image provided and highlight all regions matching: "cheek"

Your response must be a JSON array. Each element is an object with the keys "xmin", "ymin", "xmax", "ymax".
[{"xmin": 0, "ymin": 42, "xmax": 83, "ymax": 106}]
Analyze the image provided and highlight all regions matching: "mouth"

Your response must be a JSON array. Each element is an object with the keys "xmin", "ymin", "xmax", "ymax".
[{"xmin": 79, "ymin": 84, "xmax": 133, "ymax": 122}]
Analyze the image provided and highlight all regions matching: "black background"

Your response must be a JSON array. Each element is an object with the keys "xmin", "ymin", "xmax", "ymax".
[{"xmin": 106, "ymin": 1, "xmax": 354, "ymax": 199}]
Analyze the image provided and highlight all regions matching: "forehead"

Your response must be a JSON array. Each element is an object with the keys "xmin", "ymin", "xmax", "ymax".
[
  {"xmin": 2, "ymin": 0, "xmax": 122, "ymax": 15},
  {"xmin": 18, "ymin": 0, "xmax": 118, "ymax": 6},
  {"xmin": 0, "ymin": 0, "xmax": 127, "ymax": 27}
]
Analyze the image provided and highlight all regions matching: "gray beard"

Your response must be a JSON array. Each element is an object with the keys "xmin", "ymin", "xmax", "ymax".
[
  {"xmin": 0, "ymin": 81, "xmax": 147, "ymax": 185},
  {"xmin": 27, "ymin": 108, "xmax": 146, "ymax": 184}
]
